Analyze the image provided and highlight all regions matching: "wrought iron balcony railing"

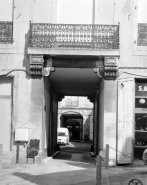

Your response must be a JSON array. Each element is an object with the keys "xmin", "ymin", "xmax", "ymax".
[
  {"xmin": 138, "ymin": 23, "xmax": 147, "ymax": 46},
  {"xmin": 29, "ymin": 23, "xmax": 119, "ymax": 49},
  {"xmin": 0, "ymin": 22, "xmax": 13, "ymax": 44}
]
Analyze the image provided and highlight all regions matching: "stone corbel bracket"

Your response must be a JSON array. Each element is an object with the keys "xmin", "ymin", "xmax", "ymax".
[
  {"xmin": 93, "ymin": 68, "xmax": 104, "ymax": 78},
  {"xmin": 30, "ymin": 55, "xmax": 43, "ymax": 76},
  {"xmin": 104, "ymin": 57, "xmax": 118, "ymax": 80},
  {"xmin": 42, "ymin": 67, "xmax": 55, "ymax": 76}
]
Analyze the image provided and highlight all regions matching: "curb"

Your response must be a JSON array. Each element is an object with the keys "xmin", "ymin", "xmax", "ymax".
[
  {"xmin": 52, "ymin": 151, "xmax": 60, "ymax": 159},
  {"xmin": 89, "ymin": 152, "xmax": 96, "ymax": 158}
]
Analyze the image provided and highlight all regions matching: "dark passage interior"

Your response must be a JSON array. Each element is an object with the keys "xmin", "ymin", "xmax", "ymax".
[
  {"xmin": 44, "ymin": 55, "xmax": 102, "ymax": 156},
  {"xmin": 60, "ymin": 112, "xmax": 83, "ymax": 142}
]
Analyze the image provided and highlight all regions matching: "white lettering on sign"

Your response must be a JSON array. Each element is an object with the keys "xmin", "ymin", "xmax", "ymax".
[{"xmin": 139, "ymin": 86, "xmax": 147, "ymax": 91}]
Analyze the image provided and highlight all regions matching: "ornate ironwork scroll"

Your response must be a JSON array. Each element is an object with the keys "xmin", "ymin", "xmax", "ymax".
[
  {"xmin": 29, "ymin": 23, "xmax": 119, "ymax": 49},
  {"xmin": 0, "ymin": 22, "xmax": 13, "ymax": 43},
  {"xmin": 138, "ymin": 23, "xmax": 147, "ymax": 46}
]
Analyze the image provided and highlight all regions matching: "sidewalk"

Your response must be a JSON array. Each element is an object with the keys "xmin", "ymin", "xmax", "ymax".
[{"xmin": 0, "ymin": 157, "xmax": 147, "ymax": 185}]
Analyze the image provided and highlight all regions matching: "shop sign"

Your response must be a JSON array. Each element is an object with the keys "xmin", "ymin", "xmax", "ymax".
[{"xmin": 136, "ymin": 83, "xmax": 147, "ymax": 96}]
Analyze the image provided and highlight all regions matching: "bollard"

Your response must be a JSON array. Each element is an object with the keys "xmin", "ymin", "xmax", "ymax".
[
  {"xmin": 105, "ymin": 144, "xmax": 109, "ymax": 169},
  {"xmin": 96, "ymin": 155, "xmax": 101, "ymax": 185},
  {"xmin": 16, "ymin": 142, "xmax": 19, "ymax": 163},
  {"xmin": 0, "ymin": 144, "xmax": 3, "ymax": 169}
]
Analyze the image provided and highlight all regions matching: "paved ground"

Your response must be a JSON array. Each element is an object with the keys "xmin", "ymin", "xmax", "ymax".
[
  {"xmin": 60, "ymin": 141, "xmax": 91, "ymax": 153},
  {"xmin": 0, "ymin": 142, "xmax": 147, "ymax": 185}
]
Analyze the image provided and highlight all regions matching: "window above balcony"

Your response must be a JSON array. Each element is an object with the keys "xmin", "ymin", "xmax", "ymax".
[{"xmin": 0, "ymin": 0, "xmax": 13, "ymax": 44}]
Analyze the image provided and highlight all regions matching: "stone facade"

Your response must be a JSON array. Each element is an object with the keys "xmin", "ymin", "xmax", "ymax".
[{"xmin": 0, "ymin": 0, "xmax": 147, "ymax": 165}]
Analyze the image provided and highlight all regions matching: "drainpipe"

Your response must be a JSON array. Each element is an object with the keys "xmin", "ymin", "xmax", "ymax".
[
  {"xmin": 92, "ymin": 0, "xmax": 95, "ymax": 24},
  {"xmin": 0, "ymin": 144, "xmax": 3, "ymax": 169}
]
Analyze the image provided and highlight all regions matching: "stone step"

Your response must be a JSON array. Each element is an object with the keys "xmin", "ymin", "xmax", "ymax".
[{"xmin": 2, "ymin": 151, "xmax": 16, "ymax": 165}]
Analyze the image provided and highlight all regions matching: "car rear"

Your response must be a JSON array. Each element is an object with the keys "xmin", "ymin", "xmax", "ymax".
[{"xmin": 57, "ymin": 132, "xmax": 67, "ymax": 145}]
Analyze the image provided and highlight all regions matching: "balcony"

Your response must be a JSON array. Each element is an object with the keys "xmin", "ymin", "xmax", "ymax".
[
  {"xmin": 0, "ymin": 22, "xmax": 13, "ymax": 44},
  {"xmin": 28, "ymin": 23, "xmax": 119, "ymax": 56}
]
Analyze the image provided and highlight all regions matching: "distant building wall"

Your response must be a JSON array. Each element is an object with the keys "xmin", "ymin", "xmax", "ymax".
[{"xmin": 58, "ymin": 97, "xmax": 93, "ymax": 141}]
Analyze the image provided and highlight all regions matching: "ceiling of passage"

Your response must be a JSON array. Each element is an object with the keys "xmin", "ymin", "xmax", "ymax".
[{"xmin": 49, "ymin": 67, "xmax": 101, "ymax": 96}]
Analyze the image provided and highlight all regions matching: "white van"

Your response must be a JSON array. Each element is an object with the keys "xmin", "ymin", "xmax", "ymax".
[{"xmin": 57, "ymin": 127, "xmax": 69, "ymax": 145}]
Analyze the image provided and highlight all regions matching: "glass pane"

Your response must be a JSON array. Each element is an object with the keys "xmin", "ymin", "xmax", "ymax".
[
  {"xmin": 135, "ymin": 98, "xmax": 147, "ymax": 108},
  {"xmin": 138, "ymin": 0, "xmax": 147, "ymax": 23},
  {"xmin": 0, "ymin": 0, "xmax": 13, "ymax": 21},
  {"xmin": 135, "ymin": 113, "xmax": 147, "ymax": 146},
  {"xmin": 135, "ymin": 113, "xmax": 147, "ymax": 130},
  {"xmin": 58, "ymin": 132, "xmax": 66, "ymax": 136},
  {"xmin": 57, "ymin": 0, "xmax": 93, "ymax": 24}
]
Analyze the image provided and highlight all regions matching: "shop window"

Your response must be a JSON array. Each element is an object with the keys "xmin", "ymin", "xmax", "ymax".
[
  {"xmin": 0, "ymin": 0, "xmax": 13, "ymax": 44},
  {"xmin": 135, "ymin": 113, "xmax": 147, "ymax": 146},
  {"xmin": 135, "ymin": 98, "xmax": 147, "ymax": 108},
  {"xmin": 0, "ymin": 0, "xmax": 13, "ymax": 21},
  {"xmin": 57, "ymin": 0, "xmax": 93, "ymax": 24},
  {"xmin": 138, "ymin": 0, "xmax": 147, "ymax": 23}
]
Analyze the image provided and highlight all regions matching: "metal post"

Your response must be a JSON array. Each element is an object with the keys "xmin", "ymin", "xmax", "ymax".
[
  {"xmin": 105, "ymin": 144, "xmax": 109, "ymax": 169},
  {"xmin": 0, "ymin": 144, "xmax": 3, "ymax": 169},
  {"xmin": 96, "ymin": 155, "xmax": 101, "ymax": 185},
  {"xmin": 16, "ymin": 142, "xmax": 19, "ymax": 163}
]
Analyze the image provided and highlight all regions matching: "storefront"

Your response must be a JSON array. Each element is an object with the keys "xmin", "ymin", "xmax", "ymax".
[{"xmin": 134, "ymin": 79, "xmax": 147, "ymax": 159}]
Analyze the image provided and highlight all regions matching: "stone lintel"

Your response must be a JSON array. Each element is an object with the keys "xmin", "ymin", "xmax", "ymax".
[{"xmin": 28, "ymin": 48, "xmax": 120, "ymax": 57}]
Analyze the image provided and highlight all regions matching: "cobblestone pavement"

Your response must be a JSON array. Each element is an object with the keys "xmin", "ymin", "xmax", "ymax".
[{"xmin": 0, "ymin": 142, "xmax": 147, "ymax": 185}]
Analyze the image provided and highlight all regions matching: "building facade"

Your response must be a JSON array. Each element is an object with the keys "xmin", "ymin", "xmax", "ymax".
[{"xmin": 0, "ymin": 0, "xmax": 147, "ymax": 165}]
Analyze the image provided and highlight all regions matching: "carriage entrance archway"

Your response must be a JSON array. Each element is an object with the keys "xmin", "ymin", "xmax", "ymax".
[{"xmin": 43, "ymin": 55, "xmax": 105, "ymax": 156}]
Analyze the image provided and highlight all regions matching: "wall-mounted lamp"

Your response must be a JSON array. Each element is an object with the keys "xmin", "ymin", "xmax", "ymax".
[{"xmin": 139, "ymin": 99, "xmax": 146, "ymax": 104}]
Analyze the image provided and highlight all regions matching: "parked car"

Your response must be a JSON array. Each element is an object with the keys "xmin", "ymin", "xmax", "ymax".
[{"xmin": 57, "ymin": 127, "xmax": 69, "ymax": 145}]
